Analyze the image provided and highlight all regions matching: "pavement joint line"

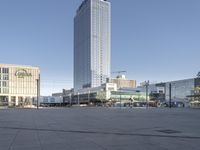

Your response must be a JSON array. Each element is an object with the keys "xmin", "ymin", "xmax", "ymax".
[
  {"xmin": 33, "ymin": 114, "xmax": 44, "ymax": 150},
  {"xmin": 8, "ymin": 128, "xmax": 20, "ymax": 150},
  {"xmin": 0, "ymin": 126, "xmax": 200, "ymax": 140},
  {"xmin": 87, "ymin": 137, "xmax": 109, "ymax": 150}
]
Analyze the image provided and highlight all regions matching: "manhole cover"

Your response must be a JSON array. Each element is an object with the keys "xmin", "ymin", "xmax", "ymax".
[{"xmin": 156, "ymin": 129, "xmax": 181, "ymax": 134}]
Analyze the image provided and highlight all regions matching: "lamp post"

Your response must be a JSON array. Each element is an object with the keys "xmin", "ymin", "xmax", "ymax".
[
  {"xmin": 169, "ymin": 83, "xmax": 172, "ymax": 108},
  {"xmin": 77, "ymin": 92, "xmax": 80, "ymax": 105},
  {"xmin": 118, "ymin": 88, "xmax": 122, "ymax": 109},
  {"xmin": 130, "ymin": 97, "xmax": 133, "ymax": 108},
  {"xmin": 88, "ymin": 90, "xmax": 90, "ymax": 104},
  {"xmin": 120, "ymin": 91, "xmax": 122, "ymax": 109},
  {"xmin": 36, "ymin": 74, "xmax": 40, "ymax": 109},
  {"xmin": 69, "ymin": 93, "xmax": 72, "ymax": 106},
  {"xmin": 145, "ymin": 81, "xmax": 149, "ymax": 109}
]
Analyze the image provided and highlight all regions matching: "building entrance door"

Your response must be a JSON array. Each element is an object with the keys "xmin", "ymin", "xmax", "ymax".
[
  {"xmin": 18, "ymin": 97, "xmax": 24, "ymax": 107},
  {"xmin": 0, "ymin": 96, "xmax": 8, "ymax": 106},
  {"xmin": 11, "ymin": 96, "xmax": 16, "ymax": 107},
  {"xmin": 24, "ymin": 97, "xmax": 31, "ymax": 106}
]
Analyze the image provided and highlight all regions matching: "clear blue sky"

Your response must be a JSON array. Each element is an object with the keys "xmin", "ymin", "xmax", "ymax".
[{"xmin": 0, "ymin": 0, "xmax": 200, "ymax": 95}]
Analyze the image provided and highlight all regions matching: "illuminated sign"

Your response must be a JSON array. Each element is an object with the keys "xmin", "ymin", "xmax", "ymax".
[{"xmin": 15, "ymin": 69, "xmax": 32, "ymax": 78}]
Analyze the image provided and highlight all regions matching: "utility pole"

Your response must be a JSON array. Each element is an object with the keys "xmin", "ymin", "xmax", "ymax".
[
  {"xmin": 36, "ymin": 74, "xmax": 40, "ymax": 109},
  {"xmin": 169, "ymin": 83, "xmax": 172, "ymax": 108}
]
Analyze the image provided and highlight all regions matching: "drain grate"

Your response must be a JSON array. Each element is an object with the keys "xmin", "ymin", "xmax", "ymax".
[{"xmin": 156, "ymin": 129, "xmax": 181, "ymax": 134}]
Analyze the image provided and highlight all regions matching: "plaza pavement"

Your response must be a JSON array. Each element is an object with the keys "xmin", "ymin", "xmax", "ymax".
[{"xmin": 0, "ymin": 107, "xmax": 199, "ymax": 150}]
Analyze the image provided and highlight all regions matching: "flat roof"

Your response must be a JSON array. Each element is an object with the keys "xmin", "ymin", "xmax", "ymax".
[{"xmin": 0, "ymin": 63, "xmax": 39, "ymax": 69}]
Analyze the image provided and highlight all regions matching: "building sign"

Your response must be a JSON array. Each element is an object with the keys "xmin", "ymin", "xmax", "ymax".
[{"xmin": 15, "ymin": 69, "xmax": 32, "ymax": 78}]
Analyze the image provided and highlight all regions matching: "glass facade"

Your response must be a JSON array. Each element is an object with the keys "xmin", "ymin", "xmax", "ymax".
[
  {"xmin": 74, "ymin": 0, "xmax": 111, "ymax": 92},
  {"xmin": 136, "ymin": 78, "xmax": 196, "ymax": 104},
  {"xmin": 165, "ymin": 79, "xmax": 194, "ymax": 101}
]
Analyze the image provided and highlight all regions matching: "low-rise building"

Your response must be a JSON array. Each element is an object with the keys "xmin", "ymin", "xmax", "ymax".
[
  {"xmin": 39, "ymin": 96, "xmax": 63, "ymax": 107},
  {"xmin": 137, "ymin": 78, "xmax": 200, "ymax": 106}
]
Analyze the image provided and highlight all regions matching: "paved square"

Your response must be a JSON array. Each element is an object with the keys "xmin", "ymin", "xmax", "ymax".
[{"xmin": 0, "ymin": 107, "xmax": 199, "ymax": 150}]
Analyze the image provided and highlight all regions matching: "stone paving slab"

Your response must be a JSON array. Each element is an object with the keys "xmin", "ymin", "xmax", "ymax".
[{"xmin": 0, "ymin": 108, "xmax": 199, "ymax": 150}]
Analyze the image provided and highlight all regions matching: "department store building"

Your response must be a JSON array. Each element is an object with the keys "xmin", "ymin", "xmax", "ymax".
[{"xmin": 0, "ymin": 64, "xmax": 40, "ymax": 107}]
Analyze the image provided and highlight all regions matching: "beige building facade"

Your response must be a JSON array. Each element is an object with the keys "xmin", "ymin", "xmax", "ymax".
[
  {"xmin": 110, "ymin": 75, "xmax": 136, "ymax": 89},
  {"xmin": 0, "ymin": 64, "xmax": 40, "ymax": 107}
]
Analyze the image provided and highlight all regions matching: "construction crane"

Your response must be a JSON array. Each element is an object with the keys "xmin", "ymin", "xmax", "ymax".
[
  {"xmin": 112, "ymin": 71, "xmax": 126, "ymax": 74},
  {"xmin": 111, "ymin": 71, "xmax": 127, "ymax": 77}
]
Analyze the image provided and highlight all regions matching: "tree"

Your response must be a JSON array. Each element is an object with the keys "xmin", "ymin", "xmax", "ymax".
[{"xmin": 96, "ymin": 91, "xmax": 107, "ymax": 102}]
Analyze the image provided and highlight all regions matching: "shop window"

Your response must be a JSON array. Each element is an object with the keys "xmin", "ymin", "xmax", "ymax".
[
  {"xmin": 0, "ymin": 96, "xmax": 8, "ymax": 106},
  {"xmin": 50, "ymin": 98, "xmax": 55, "ymax": 103},
  {"xmin": 11, "ymin": 97, "xmax": 16, "ymax": 106}
]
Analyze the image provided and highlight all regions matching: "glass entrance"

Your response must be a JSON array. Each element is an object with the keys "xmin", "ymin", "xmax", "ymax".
[
  {"xmin": 11, "ymin": 96, "xmax": 16, "ymax": 107},
  {"xmin": 0, "ymin": 96, "xmax": 8, "ymax": 106},
  {"xmin": 18, "ymin": 97, "xmax": 23, "ymax": 107}
]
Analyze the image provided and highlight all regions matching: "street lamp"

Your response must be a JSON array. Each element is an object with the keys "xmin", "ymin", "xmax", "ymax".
[
  {"xmin": 88, "ymin": 90, "xmax": 90, "ymax": 104},
  {"xmin": 130, "ymin": 97, "xmax": 133, "ymax": 108},
  {"xmin": 69, "ymin": 93, "xmax": 72, "ymax": 106},
  {"xmin": 77, "ymin": 92, "xmax": 80, "ymax": 105},
  {"xmin": 118, "ymin": 88, "xmax": 122, "ymax": 109},
  {"xmin": 144, "ymin": 80, "xmax": 149, "ymax": 109},
  {"xmin": 36, "ymin": 74, "xmax": 40, "ymax": 109},
  {"xmin": 169, "ymin": 83, "xmax": 172, "ymax": 108},
  {"xmin": 120, "ymin": 91, "xmax": 122, "ymax": 109}
]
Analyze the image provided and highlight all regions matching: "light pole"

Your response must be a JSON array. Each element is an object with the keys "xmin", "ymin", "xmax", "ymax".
[
  {"xmin": 88, "ymin": 90, "xmax": 90, "ymax": 104},
  {"xmin": 130, "ymin": 97, "xmax": 133, "ymax": 108},
  {"xmin": 69, "ymin": 93, "xmax": 72, "ymax": 106},
  {"xmin": 120, "ymin": 91, "xmax": 122, "ymax": 109},
  {"xmin": 145, "ymin": 81, "xmax": 149, "ymax": 109},
  {"xmin": 169, "ymin": 83, "xmax": 172, "ymax": 108},
  {"xmin": 119, "ymin": 88, "xmax": 122, "ymax": 109},
  {"xmin": 77, "ymin": 92, "xmax": 80, "ymax": 105},
  {"xmin": 36, "ymin": 74, "xmax": 40, "ymax": 109}
]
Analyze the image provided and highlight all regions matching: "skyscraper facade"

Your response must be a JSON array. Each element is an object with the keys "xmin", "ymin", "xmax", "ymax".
[{"xmin": 74, "ymin": 0, "xmax": 111, "ymax": 92}]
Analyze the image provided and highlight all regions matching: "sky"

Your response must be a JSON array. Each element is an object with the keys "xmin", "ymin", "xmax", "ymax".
[{"xmin": 0, "ymin": 0, "xmax": 200, "ymax": 95}]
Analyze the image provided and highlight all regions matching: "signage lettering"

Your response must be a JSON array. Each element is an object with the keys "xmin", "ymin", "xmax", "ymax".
[{"xmin": 15, "ymin": 69, "xmax": 32, "ymax": 78}]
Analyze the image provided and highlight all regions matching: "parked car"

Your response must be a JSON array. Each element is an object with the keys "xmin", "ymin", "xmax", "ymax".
[{"xmin": 161, "ymin": 101, "xmax": 185, "ymax": 108}]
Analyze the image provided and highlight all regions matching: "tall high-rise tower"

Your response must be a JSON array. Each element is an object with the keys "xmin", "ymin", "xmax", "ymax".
[{"xmin": 74, "ymin": 0, "xmax": 111, "ymax": 92}]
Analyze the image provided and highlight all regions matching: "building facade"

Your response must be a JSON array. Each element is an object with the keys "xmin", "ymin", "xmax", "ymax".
[
  {"xmin": 165, "ymin": 79, "xmax": 194, "ymax": 102},
  {"xmin": 74, "ymin": 0, "xmax": 111, "ymax": 92},
  {"xmin": 110, "ymin": 75, "xmax": 136, "ymax": 89},
  {"xmin": 137, "ymin": 78, "xmax": 200, "ymax": 105},
  {"xmin": 39, "ymin": 96, "xmax": 63, "ymax": 107},
  {"xmin": 0, "ymin": 64, "xmax": 40, "ymax": 107}
]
